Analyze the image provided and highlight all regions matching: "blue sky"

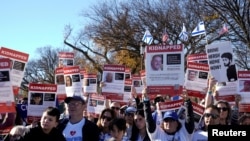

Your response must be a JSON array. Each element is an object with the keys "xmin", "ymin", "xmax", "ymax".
[{"xmin": 0, "ymin": 0, "xmax": 97, "ymax": 60}]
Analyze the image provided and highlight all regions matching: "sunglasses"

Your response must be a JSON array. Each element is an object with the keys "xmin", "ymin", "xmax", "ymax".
[
  {"xmin": 204, "ymin": 113, "xmax": 219, "ymax": 119},
  {"xmin": 111, "ymin": 107, "xmax": 120, "ymax": 110},
  {"xmin": 102, "ymin": 116, "xmax": 112, "ymax": 121},
  {"xmin": 218, "ymin": 107, "xmax": 228, "ymax": 112}
]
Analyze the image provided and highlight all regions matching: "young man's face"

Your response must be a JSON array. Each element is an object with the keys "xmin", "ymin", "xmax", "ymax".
[
  {"xmin": 110, "ymin": 125, "xmax": 125, "ymax": 141},
  {"xmin": 188, "ymin": 71, "xmax": 196, "ymax": 81},
  {"xmin": 222, "ymin": 57, "xmax": 231, "ymax": 66},
  {"xmin": 33, "ymin": 96, "xmax": 41, "ymax": 105},
  {"xmin": 40, "ymin": 112, "xmax": 58, "ymax": 133}
]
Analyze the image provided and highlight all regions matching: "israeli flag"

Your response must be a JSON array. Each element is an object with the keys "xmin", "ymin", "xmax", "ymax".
[
  {"xmin": 179, "ymin": 23, "xmax": 188, "ymax": 41},
  {"xmin": 142, "ymin": 29, "xmax": 153, "ymax": 45},
  {"xmin": 191, "ymin": 21, "xmax": 206, "ymax": 37}
]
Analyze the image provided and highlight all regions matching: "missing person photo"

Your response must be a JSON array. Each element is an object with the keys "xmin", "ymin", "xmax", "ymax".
[
  {"xmin": 104, "ymin": 72, "xmax": 113, "ymax": 83},
  {"xmin": 240, "ymin": 80, "xmax": 250, "ymax": 92},
  {"xmin": 151, "ymin": 54, "xmax": 163, "ymax": 71},
  {"xmin": 89, "ymin": 99, "xmax": 97, "ymax": 107},
  {"xmin": 133, "ymin": 80, "xmax": 140, "ymax": 87},
  {"xmin": 65, "ymin": 75, "xmax": 72, "ymax": 87},
  {"xmin": 13, "ymin": 61, "xmax": 25, "ymax": 71},
  {"xmin": 84, "ymin": 79, "xmax": 89, "ymax": 86},
  {"xmin": 187, "ymin": 70, "xmax": 198, "ymax": 81},
  {"xmin": 30, "ymin": 93, "xmax": 43, "ymax": 105},
  {"xmin": 56, "ymin": 75, "xmax": 65, "ymax": 85}
]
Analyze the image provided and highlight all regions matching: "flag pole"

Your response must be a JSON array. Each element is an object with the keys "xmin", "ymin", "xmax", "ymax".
[{"xmin": 204, "ymin": 21, "xmax": 208, "ymax": 45}]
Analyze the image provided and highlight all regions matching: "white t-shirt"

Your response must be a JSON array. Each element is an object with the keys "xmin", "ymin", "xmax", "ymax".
[
  {"xmin": 148, "ymin": 123, "xmax": 192, "ymax": 141},
  {"xmin": 63, "ymin": 118, "xmax": 86, "ymax": 141},
  {"xmin": 192, "ymin": 130, "xmax": 207, "ymax": 141}
]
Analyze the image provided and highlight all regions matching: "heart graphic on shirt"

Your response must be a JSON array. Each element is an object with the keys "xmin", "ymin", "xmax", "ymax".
[{"xmin": 70, "ymin": 131, "xmax": 76, "ymax": 136}]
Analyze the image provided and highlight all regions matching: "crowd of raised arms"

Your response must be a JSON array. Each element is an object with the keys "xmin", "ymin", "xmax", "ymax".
[{"xmin": 1, "ymin": 76, "xmax": 250, "ymax": 141}]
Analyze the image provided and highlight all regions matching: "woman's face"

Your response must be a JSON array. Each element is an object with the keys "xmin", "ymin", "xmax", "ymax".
[
  {"xmin": 101, "ymin": 111, "xmax": 112, "ymax": 128},
  {"xmin": 110, "ymin": 125, "xmax": 124, "ymax": 141},
  {"xmin": 134, "ymin": 114, "xmax": 146, "ymax": 130},
  {"xmin": 217, "ymin": 103, "xmax": 228, "ymax": 119},
  {"xmin": 65, "ymin": 76, "xmax": 71, "ymax": 86}
]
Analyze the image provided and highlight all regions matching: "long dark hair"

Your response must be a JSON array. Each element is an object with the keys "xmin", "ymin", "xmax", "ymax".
[
  {"xmin": 96, "ymin": 108, "xmax": 115, "ymax": 130},
  {"xmin": 130, "ymin": 109, "xmax": 150, "ymax": 141}
]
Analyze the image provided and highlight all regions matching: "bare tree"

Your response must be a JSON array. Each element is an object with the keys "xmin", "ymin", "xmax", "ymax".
[
  {"xmin": 204, "ymin": 0, "xmax": 250, "ymax": 70},
  {"xmin": 64, "ymin": 0, "xmax": 227, "ymax": 73}
]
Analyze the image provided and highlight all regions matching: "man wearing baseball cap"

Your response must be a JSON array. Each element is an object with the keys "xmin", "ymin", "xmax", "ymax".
[
  {"xmin": 240, "ymin": 80, "xmax": 250, "ymax": 92},
  {"xmin": 57, "ymin": 95, "xmax": 100, "ymax": 141},
  {"xmin": 142, "ymin": 87, "xmax": 194, "ymax": 141}
]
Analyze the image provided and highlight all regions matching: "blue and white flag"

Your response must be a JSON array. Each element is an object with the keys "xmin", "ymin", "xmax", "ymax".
[
  {"xmin": 179, "ymin": 23, "xmax": 188, "ymax": 41},
  {"xmin": 191, "ymin": 21, "xmax": 206, "ymax": 37},
  {"xmin": 142, "ymin": 29, "xmax": 153, "ymax": 45}
]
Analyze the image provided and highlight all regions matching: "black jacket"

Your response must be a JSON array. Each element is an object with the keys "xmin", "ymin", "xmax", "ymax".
[
  {"xmin": 18, "ymin": 126, "xmax": 66, "ymax": 141},
  {"xmin": 143, "ymin": 98, "xmax": 195, "ymax": 134},
  {"xmin": 57, "ymin": 118, "xmax": 100, "ymax": 141}
]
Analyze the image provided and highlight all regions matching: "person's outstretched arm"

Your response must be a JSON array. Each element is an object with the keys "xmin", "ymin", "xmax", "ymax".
[
  {"xmin": 142, "ymin": 87, "xmax": 156, "ymax": 133},
  {"xmin": 204, "ymin": 77, "xmax": 217, "ymax": 108},
  {"xmin": 184, "ymin": 99, "xmax": 195, "ymax": 134}
]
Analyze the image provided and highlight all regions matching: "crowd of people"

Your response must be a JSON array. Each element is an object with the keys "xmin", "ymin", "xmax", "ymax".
[{"xmin": 1, "ymin": 76, "xmax": 250, "ymax": 141}]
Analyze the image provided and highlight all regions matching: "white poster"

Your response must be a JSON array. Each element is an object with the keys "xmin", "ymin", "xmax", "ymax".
[
  {"xmin": 145, "ymin": 44, "xmax": 184, "ymax": 86},
  {"xmin": 206, "ymin": 41, "xmax": 237, "ymax": 82},
  {"xmin": 58, "ymin": 52, "xmax": 74, "ymax": 67},
  {"xmin": 27, "ymin": 83, "xmax": 57, "ymax": 123},
  {"xmin": 0, "ymin": 47, "xmax": 29, "ymax": 90},
  {"xmin": 83, "ymin": 73, "xmax": 97, "ymax": 94},
  {"xmin": 63, "ymin": 66, "xmax": 83, "ymax": 97},
  {"xmin": 184, "ymin": 62, "xmax": 209, "ymax": 97}
]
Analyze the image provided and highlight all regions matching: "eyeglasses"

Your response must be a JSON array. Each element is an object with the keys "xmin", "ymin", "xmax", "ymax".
[
  {"xmin": 101, "ymin": 116, "xmax": 112, "ymax": 121},
  {"xmin": 67, "ymin": 102, "xmax": 82, "ymax": 107},
  {"xmin": 111, "ymin": 107, "xmax": 120, "ymax": 110},
  {"xmin": 218, "ymin": 107, "xmax": 228, "ymax": 112},
  {"xmin": 204, "ymin": 113, "xmax": 219, "ymax": 119}
]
